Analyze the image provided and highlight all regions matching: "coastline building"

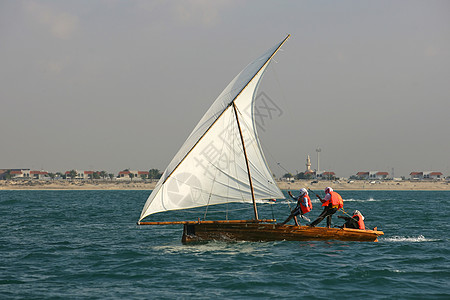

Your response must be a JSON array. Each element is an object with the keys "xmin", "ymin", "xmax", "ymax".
[
  {"xmin": 118, "ymin": 170, "xmax": 150, "ymax": 180},
  {"xmin": 4, "ymin": 169, "xmax": 49, "ymax": 180},
  {"xmin": 356, "ymin": 171, "xmax": 389, "ymax": 180},
  {"xmin": 64, "ymin": 170, "xmax": 102, "ymax": 180},
  {"xmin": 410, "ymin": 172, "xmax": 422, "ymax": 180},
  {"xmin": 373, "ymin": 171, "xmax": 389, "ymax": 180},
  {"xmin": 317, "ymin": 171, "xmax": 336, "ymax": 180},
  {"xmin": 30, "ymin": 170, "xmax": 49, "ymax": 179},
  {"xmin": 356, "ymin": 172, "xmax": 369, "ymax": 179},
  {"xmin": 410, "ymin": 171, "xmax": 443, "ymax": 180},
  {"xmin": 10, "ymin": 169, "xmax": 31, "ymax": 178}
]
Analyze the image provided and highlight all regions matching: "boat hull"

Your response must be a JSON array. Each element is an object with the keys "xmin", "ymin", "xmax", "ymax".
[{"xmin": 182, "ymin": 222, "xmax": 383, "ymax": 243}]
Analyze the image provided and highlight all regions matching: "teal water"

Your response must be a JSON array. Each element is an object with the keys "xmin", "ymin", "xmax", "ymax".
[{"xmin": 0, "ymin": 190, "xmax": 449, "ymax": 299}]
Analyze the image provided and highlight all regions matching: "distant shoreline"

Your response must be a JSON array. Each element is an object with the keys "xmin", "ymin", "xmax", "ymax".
[
  {"xmin": 277, "ymin": 179, "xmax": 450, "ymax": 191},
  {"xmin": 0, "ymin": 179, "xmax": 449, "ymax": 191}
]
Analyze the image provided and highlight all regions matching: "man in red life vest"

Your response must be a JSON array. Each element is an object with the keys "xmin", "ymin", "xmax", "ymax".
[
  {"xmin": 308, "ymin": 187, "xmax": 343, "ymax": 228},
  {"xmin": 280, "ymin": 188, "xmax": 312, "ymax": 226},
  {"xmin": 338, "ymin": 210, "xmax": 366, "ymax": 230}
]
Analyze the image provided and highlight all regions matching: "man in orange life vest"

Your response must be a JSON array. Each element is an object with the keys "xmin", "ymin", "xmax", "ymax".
[
  {"xmin": 308, "ymin": 187, "xmax": 343, "ymax": 228},
  {"xmin": 280, "ymin": 188, "xmax": 312, "ymax": 226},
  {"xmin": 338, "ymin": 210, "xmax": 366, "ymax": 230}
]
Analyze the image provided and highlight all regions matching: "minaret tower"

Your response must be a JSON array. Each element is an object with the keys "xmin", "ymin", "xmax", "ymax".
[
  {"xmin": 306, "ymin": 155, "xmax": 312, "ymax": 172},
  {"xmin": 316, "ymin": 147, "xmax": 321, "ymax": 174}
]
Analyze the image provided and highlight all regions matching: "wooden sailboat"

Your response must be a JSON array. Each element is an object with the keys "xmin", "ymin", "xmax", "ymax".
[{"xmin": 138, "ymin": 34, "xmax": 384, "ymax": 243}]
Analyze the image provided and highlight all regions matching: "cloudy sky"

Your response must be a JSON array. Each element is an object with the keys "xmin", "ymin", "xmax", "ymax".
[{"xmin": 1, "ymin": 0, "xmax": 449, "ymax": 177}]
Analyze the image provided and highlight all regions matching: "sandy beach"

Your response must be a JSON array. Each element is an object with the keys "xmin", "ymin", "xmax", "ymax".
[{"xmin": 0, "ymin": 179, "xmax": 448, "ymax": 191}]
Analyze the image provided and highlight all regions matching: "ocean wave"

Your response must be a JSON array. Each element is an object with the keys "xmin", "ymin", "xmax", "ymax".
[
  {"xmin": 256, "ymin": 199, "xmax": 278, "ymax": 204},
  {"xmin": 343, "ymin": 198, "xmax": 377, "ymax": 202},
  {"xmin": 151, "ymin": 240, "xmax": 269, "ymax": 255},
  {"xmin": 383, "ymin": 235, "xmax": 438, "ymax": 243}
]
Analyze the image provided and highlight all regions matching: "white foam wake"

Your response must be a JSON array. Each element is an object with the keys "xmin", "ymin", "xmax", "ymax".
[
  {"xmin": 343, "ymin": 198, "xmax": 376, "ymax": 202},
  {"xmin": 383, "ymin": 235, "xmax": 437, "ymax": 242}
]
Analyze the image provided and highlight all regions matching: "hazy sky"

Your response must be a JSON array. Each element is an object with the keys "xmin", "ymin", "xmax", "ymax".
[{"xmin": 1, "ymin": 0, "xmax": 449, "ymax": 178}]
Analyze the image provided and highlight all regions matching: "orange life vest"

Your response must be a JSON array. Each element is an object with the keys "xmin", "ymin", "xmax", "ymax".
[
  {"xmin": 353, "ymin": 214, "xmax": 365, "ymax": 230},
  {"xmin": 322, "ymin": 191, "xmax": 344, "ymax": 209},
  {"xmin": 300, "ymin": 195, "xmax": 312, "ymax": 214}
]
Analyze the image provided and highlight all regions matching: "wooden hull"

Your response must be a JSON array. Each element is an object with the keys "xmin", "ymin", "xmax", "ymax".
[{"xmin": 182, "ymin": 222, "xmax": 384, "ymax": 243}]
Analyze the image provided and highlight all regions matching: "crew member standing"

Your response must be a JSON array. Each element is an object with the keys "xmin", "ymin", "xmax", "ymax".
[
  {"xmin": 309, "ymin": 187, "xmax": 343, "ymax": 228},
  {"xmin": 280, "ymin": 188, "xmax": 313, "ymax": 226}
]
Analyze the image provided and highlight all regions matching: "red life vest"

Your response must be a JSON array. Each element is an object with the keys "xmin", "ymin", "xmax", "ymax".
[
  {"xmin": 300, "ymin": 195, "xmax": 312, "ymax": 214},
  {"xmin": 353, "ymin": 214, "xmax": 365, "ymax": 230},
  {"xmin": 322, "ymin": 191, "xmax": 344, "ymax": 209}
]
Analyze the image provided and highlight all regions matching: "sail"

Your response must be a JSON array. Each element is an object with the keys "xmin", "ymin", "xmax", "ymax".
[{"xmin": 139, "ymin": 35, "xmax": 289, "ymax": 221}]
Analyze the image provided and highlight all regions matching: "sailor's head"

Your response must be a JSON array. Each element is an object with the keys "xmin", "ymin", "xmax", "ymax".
[
  {"xmin": 299, "ymin": 188, "xmax": 308, "ymax": 196},
  {"xmin": 324, "ymin": 187, "xmax": 333, "ymax": 194},
  {"xmin": 353, "ymin": 210, "xmax": 364, "ymax": 220}
]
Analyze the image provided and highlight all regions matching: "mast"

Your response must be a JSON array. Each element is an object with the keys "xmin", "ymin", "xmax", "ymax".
[{"xmin": 233, "ymin": 102, "xmax": 258, "ymax": 220}]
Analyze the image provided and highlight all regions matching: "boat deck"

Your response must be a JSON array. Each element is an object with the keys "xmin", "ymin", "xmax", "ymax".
[{"xmin": 181, "ymin": 221, "xmax": 384, "ymax": 243}]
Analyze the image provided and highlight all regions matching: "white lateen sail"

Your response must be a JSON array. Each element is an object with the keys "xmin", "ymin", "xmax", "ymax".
[{"xmin": 139, "ymin": 35, "xmax": 289, "ymax": 221}]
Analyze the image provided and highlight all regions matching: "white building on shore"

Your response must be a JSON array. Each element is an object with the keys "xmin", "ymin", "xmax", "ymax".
[
  {"xmin": 356, "ymin": 171, "xmax": 389, "ymax": 180},
  {"xmin": 410, "ymin": 171, "xmax": 443, "ymax": 180}
]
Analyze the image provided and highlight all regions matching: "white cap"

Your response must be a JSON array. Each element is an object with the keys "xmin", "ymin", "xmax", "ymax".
[
  {"xmin": 325, "ymin": 187, "xmax": 333, "ymax": 193},
  {"xmin": 300, "ymin": 188, "xmax": 308, "ymax": 196},
  {"xmin": 353, "ymin": 210, "xmax": 364, "ymax": 220}
]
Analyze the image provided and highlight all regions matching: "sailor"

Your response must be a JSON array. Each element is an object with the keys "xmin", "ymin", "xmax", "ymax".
[
  {"xmin": 338, "ymin": 210, "xmax": 366, "ymax": 230},
  {"xmin": 280, "ymin": 188, "xmax": 312, "ymax": 226},
  {"xmin": 308, "ymin": 187, "xmax": 343, "ymax": 228}
]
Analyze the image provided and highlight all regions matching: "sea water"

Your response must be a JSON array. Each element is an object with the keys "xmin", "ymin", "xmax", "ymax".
[{"xmin": 0, "ymin": 190, "xmax": 449, "ymax": 299}]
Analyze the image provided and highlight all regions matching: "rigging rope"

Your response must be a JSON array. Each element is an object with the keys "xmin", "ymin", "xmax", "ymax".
[{"xmin": 339, "ymin": 207, "xmax": 356, "ymax": 219}]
